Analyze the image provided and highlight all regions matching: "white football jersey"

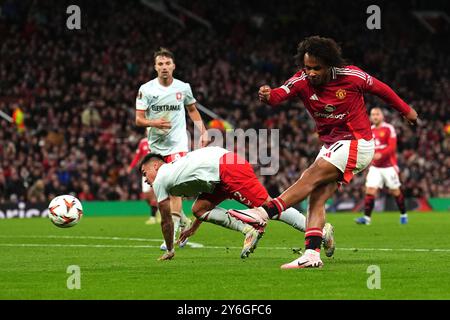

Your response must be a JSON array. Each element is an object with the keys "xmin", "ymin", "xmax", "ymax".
[
  {"xmin": 153, "ymin": 147, "xmax": 230, "ymax": 202},
  {"xmin": 136, "ymin": 78, "xmax": 196, "ymax": 156}
]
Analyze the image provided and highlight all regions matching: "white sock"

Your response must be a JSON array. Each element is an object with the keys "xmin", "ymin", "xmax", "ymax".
[
  {"xmin": 199, "ymin": 207, "xmax": 250, "ymax": 234},
  {"xmin": 272, "ymin": 207, "xmax": 306, "ymax": 232},
  {"xmin": 171, "ymin": 213, "xmax": 181, "ymax": 241}
]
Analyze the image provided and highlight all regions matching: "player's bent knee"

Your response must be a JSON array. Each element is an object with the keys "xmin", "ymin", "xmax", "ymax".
[
  {"xmin": 366, "ymin": 187, "xmax": 378, "ymax": 196},
  {"xmin": 192, "ymin": 199, "xmax": 216, "ymax": 218},
  {"xmin": 191, "ymin": 203, "xmax": 210, "ymax": 219},
  {"xmin": 192, "ymin": 209, "xmax": 206, "ymax": 219},
  {"xmin": 389, "ymin": 189, "xmax": 401, "ymax": 197},
  {"xmin": 300, "ymin": 162, "xmax": 338, "ymax": 188},
  {"xmin": 314, "ymin": 158, "xmax": 342, "ymax": 181}
]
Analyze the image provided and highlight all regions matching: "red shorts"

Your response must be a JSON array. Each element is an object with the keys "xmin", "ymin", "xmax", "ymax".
[
  {"xmin": 198, "ymin": 152, "xmax": 268, "ymax": 208},
  {"xmin": 163, "ymin": 152, "xmax": 187, "ymax": 163}
]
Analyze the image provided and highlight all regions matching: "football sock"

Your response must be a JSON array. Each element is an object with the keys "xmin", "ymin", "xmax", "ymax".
[
  {"xmin": 262, "ymin": 197, "xmax": 286, "ymax": 219},
  {"xmin": 364, "ymin": 194, "xmax": 375, "ymax": 217},
  {"xmin": 151, "ymin": 206, "xmax": 158, "ymax": 217},
  {"xmin": 272, "ymin": 207, "xmax": 306, "ymax": 232},
  {"xmin": 305, "ymin": 228, "xmax": 323, "ymax": 252},
  {"xmin": 171, "ymin": 213, "xmax": 181, "ymax": 240},
  {"xmin": 199, "ymin": 207, "xmax": 249, "ymax": 233},
  {"xmin": 395, "ymin": 193, "xmax": 406, "ymax": 214}
]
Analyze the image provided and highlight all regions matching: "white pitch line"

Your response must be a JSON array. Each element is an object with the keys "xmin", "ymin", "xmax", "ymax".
[
  {"xmin": 0, "ymin": 235, "xmax": 166, "ymax": 242},
  {"xmin": 0, "ymin": 235, "xmax": 205, "ymax": 248},
  {"xmin": 1, "ymin": 242, "xmax": 450, "ymax": 253},
  {"xmin": 0, "ymin": 243, "xmax": 162, "ymax": 249},
  {"xmin": 1, "ymin": 235, "xmax": 450, "ymax": 253}
]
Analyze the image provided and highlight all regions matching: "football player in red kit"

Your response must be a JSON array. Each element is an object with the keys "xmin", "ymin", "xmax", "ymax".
[
  {"xmin": 355, "ymin": 107, "xmax": 408, "ymax": 225},
  {"xmin": 256, "ymin": 36, "xmax": 418, "ymax": 268}
]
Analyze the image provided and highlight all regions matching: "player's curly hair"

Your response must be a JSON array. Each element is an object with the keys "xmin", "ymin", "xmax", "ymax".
[
  {"xmin": 139, "ymin": 153, "xmax": 165, "ymax": 172},
  {"xmin": 295, "ymin": 36, "xmax": 347, "ymax": 68},
  {"xmin": 154, "ymin": 47, "xmax": 175, "ymax": 63}
]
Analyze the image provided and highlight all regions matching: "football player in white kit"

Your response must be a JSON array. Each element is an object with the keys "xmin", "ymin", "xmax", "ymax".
[
  {"xmin": 135, "ymin": 47, "xmax": 209, "ymax": 249},
  {"xmin": 139, "ymin": 147, "xmax": 327, "ymax": 261}
]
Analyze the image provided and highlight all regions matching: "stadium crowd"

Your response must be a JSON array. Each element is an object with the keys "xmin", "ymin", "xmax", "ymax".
[{"xmin": 0, "ymin": 0, "xmax": 448, "ymax": 208}]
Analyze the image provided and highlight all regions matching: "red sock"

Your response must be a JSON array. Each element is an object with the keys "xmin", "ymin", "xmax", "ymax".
[
  {"xmin": 262, "ymin": 197, "xmax": 286, "ymax": 218},
  {"xmin": 395, "ymin": 192, "xmax": 406, "ymax": 214},
  {"xmin": 305, "ymin": 228, "xmax": 323, "ymax": 252},
  {"xmin": 364, "ymin": 194, "xmax": 375, "ymax": 217}
]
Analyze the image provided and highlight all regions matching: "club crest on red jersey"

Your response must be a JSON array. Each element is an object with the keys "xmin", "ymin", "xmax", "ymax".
[{"xmin": 336, "ymin": 89, "xmax": 346, "ymax": 100}]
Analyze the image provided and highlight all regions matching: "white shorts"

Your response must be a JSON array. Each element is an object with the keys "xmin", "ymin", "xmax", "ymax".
[
  {"xmin": 365, "ymin": 166, "xmax": 401, "ymax": 189},
  {"xmin": 142, "ymin": 176, "xmax": 152, "ymax": 193},
  {"xmin": 316, "ymin": 139, "xmax": 375, "ymax": 183}
]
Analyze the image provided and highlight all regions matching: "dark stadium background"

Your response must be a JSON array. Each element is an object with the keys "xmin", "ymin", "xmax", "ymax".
[{"xmin": 0, "ymin": 0, "xmax": 448, "ymax": 214}]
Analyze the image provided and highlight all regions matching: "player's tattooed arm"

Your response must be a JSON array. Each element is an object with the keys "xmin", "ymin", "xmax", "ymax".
[{"xmin": 158, "ymin": 199, "xmax": 174, "ymax": 252}]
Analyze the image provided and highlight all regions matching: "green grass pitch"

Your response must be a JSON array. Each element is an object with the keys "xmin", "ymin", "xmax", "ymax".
[{"xmin": 1, "ymin": 212, "xmax": 450, "ymax": 300}]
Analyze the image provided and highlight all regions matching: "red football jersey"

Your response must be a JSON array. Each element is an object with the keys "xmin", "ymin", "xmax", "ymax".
[
  {"xmin": 371, "ymin": 122, "xmax": 398, "ymax": 168},
  {"xmin": 129, "ymin": 138, "xmax": 150, "ymax": 170},
  {"xmin": 268, "ymin": 65, "xmax": 411, "ymax": 145}
]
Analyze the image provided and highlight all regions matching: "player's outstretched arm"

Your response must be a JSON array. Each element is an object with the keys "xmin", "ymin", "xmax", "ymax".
[
  {"xmin": 404, "ymin": 108, "xmax": 419, "ymax": 126},
  {"xmin": 367, "ymin": 77, "xmax": 419, "ymax": 125},
  {"xmin": 158, "ymin": 199, "xmax": 175, "ymax": 253},
  {"xmin": 178, "ymin": 218, "xmax": 202, "ymax": 244},
  {"xmin": 259, "ymin": 82, "xmax": 298, "ymax": 106},
  {"xmin": 258, "ymin": 85, "xmax": 272, "ymax": 103}
]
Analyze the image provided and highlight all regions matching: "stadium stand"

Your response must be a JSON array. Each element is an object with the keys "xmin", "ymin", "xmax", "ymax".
[{"xmin": 0, "ymin": 0, "xmax": 448, "ymax": 210}]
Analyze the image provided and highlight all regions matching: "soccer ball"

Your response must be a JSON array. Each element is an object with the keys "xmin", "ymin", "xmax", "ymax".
[{"xmin": 48, "ymin": 195, "xmax": 83, "ymax": 228}]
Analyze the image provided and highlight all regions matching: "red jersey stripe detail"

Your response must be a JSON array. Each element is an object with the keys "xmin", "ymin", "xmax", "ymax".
[
  {"xmin": 335, "ymin": 67, "xmax": 367, "ymax": 77},
  {"xmin": 343, "ymin": 140, "xmax": 359, "ymax": 183},
  {"xmin": 336, "ymin": 71, "xmax": 367, "ymax": 81}
]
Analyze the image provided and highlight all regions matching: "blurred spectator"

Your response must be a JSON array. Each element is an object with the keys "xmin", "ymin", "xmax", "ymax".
[
  {"xmin": 81, "ymin": 102, "xmax": 101, "ymax": 127},
  {"xmin": 78, "ymin": 183, "xmax": 95, "ymax": 201},
  {"xmin": 5, "ymin": 168, "xmax": 26, "ymax": 201},
  {"xmin": 27, "ymin": 179, "xmax": 46, "ymax": 203}
]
